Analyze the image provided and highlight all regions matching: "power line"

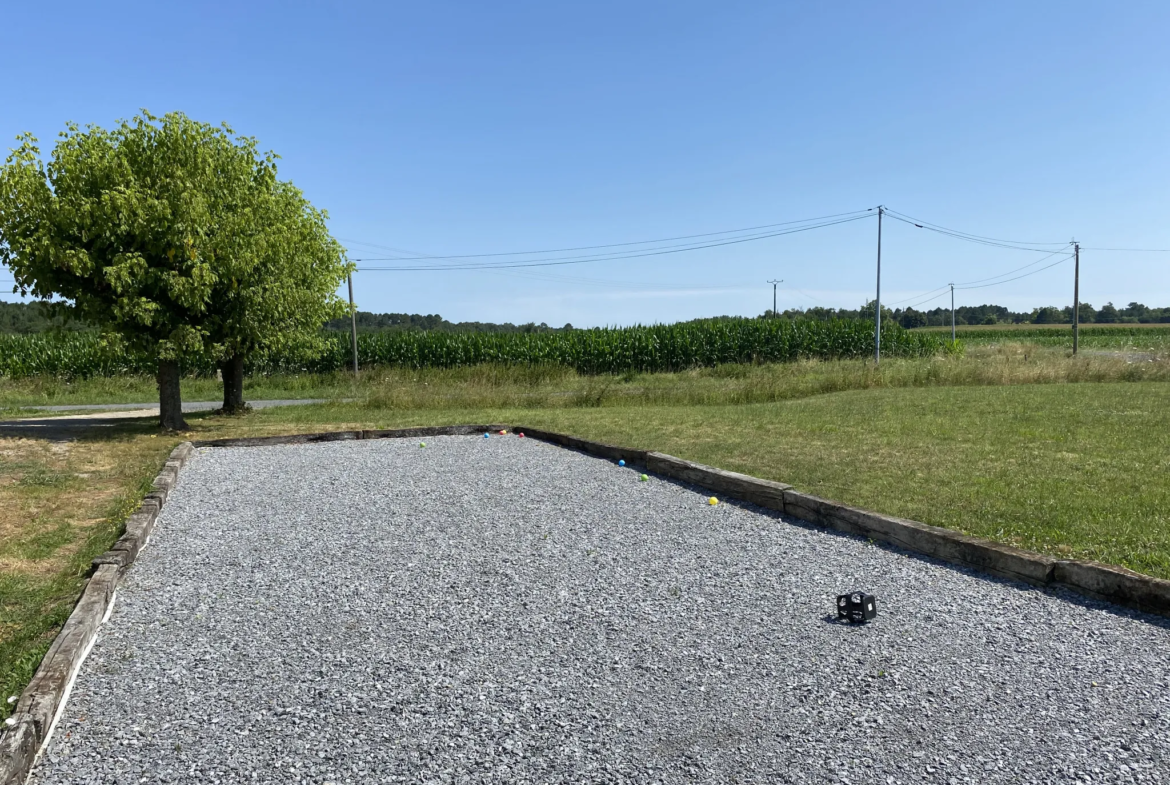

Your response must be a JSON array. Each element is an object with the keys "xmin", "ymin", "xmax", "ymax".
[
  {"xmin": 477, "ymin": 266, "xmax": 757, "ymax": 293},
  {"xmin": 883, "ymin": 212, "xmax": 1067, "ymax": 253},
  {"xmin": 887, "ymin": 246, "xmax": 1074, "ymax": 309},
  {"xmin": 1080, "ymin": 246, "xmax": 1170, "ymax": 252},
  {"xmin": 883, "ymin": 208, "xmax": 1069, "ymax": 248},
  {"xmin": 344, "ymin": 208, "xmax": 875, "ymax": 262},
  {"xmin": 355, "ymin": 213, "xmax": 875, "ymax": 271},
  {"xmin": 899, "ymin": 288, "xmax": 953, "ymax": 310},
  {"xmin": 342, "ymin": 238, "xmax": 760, "ymax": 292},
  {"xmin": 887, "ymin": 284, "xmax": 951, "ymax": 307},
  {"xmin": 952, "ymin": 245, "xmax": 1073, "ymax": 287},
  {"xmin": 955, "ymin": 254, "xmax": 1073, "ymax": 290},
  {"xmin": 353, "ymin": 213, "xmax": 873, "ymax": 268}
]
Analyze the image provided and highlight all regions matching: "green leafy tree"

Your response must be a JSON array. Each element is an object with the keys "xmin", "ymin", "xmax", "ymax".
[
  {"xmin": 1032, "ymin": 306, "xmax": 1064, "ymax": 324},
  {"xmin": 1096, "ymin": 302, "xmax": 1119, "ymax": 323},
  {"xmin": 0, "ymin": 112, "xmax": 273, "ymax": 429},
  {"xmin": 206, "ymin": 180, "xmax": 351, "ymax": 412}
]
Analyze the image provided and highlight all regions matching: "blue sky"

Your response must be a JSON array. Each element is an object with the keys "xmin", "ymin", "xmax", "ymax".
[{"xmin": 2, "ymin": 1, "xmax": 1168, "ymax": 326}]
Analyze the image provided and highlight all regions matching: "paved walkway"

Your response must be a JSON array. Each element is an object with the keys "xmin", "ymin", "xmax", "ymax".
[
  {"xmin": 26, "ymin": 436, "xmax": 1170, "ymax": 784},
  {"xmin": 21, "ymin": 398, "xmax": 331, "ymax": 413},
  {"xmin": 0, "ymin": 399, "xmax": 331, "ymax": 440}
]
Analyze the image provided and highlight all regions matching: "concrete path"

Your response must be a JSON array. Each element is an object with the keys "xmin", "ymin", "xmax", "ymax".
[
  {"xmin": 26, "ymin": 436, "xmax": 1170, "ymax": 784},
  {"xmin": 21, "ymin": 398, "xmax": 331, "ymax": 413},
  {"xmin": 0, "ymin": 399, "xmax": 331, "ymax": 440}
]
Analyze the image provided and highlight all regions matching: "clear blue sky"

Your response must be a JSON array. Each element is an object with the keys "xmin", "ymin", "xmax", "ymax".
[{"xmin": 2, "ymin": 1, "xmax": 1168, "ymax": 326}]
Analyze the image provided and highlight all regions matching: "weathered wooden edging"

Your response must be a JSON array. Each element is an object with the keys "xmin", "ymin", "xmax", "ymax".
[
  {"xmin": 191, "ymin": 424, "xmax": 509, "ymax": 449},
  {"xmin": 513, "ymin": 428, "xmax": 1170, "ymax": 619},
  {"xmin": 517, "ymin": 427, "xmax": 647, "ymax": 465},
  {"xmin": 0, "ymin": 441, "xmax": 194, "ymax": 785}
]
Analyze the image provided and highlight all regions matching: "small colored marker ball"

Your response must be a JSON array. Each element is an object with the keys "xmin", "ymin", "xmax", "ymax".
[
  {"xmin": 518, "ymin": 432, "xmax": 525, "ymax": 438},
  {"xmin": 708, "ymin": 497, "xmax": 719, "ymax": 506},
  {"xmin": 499, "ymin": 429, "xmax": 507, "ymax": 435},
  {"xmin": 483, "ymin": 433, "xmax": 490, "ymax": 439},
  {"xmin": 419, "ymin": 442, "xmax": 426, "ymax": 448},
  {"xmin": 640, "ymin": 474, "xmax": 648, "ymax": 482},
  {"xmin": 618, "ymin": 460, "xmax": 626, "ymax": 467}
]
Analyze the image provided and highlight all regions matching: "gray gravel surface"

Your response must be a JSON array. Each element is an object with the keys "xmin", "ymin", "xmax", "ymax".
[{"xmin": 28, "ymin": 435, "xmax": 1170, "ymax": 784}]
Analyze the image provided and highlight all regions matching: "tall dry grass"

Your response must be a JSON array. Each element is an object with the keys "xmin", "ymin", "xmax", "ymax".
[{"xmin": 359, "ymin": 344, "xmax": 1170, "ymax": 411}]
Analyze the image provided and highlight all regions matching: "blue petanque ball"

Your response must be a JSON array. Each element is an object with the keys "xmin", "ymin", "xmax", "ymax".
[
  {"xmin": 483, "ymin": 433, "xmax": 490, "ymax": 439},
  {"xmin": 618, "ymin": 460, "xmax": 625, "ymax": 467}
]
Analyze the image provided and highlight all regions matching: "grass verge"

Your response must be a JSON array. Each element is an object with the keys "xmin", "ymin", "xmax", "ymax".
[{"xmin": 0, "ymin": 432, "xmax": 172, "ymax": 719}]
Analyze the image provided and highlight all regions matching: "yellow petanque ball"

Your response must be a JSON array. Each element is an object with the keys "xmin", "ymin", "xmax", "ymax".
[{"xmin": 708, "ymin": 497, "xmax": 719, "ymax": 506}]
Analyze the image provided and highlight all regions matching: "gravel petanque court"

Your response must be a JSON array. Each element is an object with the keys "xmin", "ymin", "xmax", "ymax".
[{"xmin": 28, "ymin": 435, "xmax": 1170, "ymax": 784}]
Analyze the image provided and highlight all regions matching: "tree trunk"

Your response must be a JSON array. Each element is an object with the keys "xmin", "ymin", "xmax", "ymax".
[
  {"xmin": 157, "ymin": 359, "xmax": 188, "ymax": 431},
  {"xmin": 220, "ymin": 354, "xmax": 247, "ymax": 414}
]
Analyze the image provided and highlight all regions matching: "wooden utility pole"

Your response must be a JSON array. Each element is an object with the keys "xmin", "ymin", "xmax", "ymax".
[
  {"xmin": 949, "ymin": 283, "xmax": 956, "ymax": 343},
  {"xmin": 767, "ymin": 279, "xmax": 783, "ymax": 317},
  {"xmin": 1072, "ymin": 242, "xmax": 1080, "ymax": 355},
  {"xmin": 874, "ymin": 206, "xmax": 883, "ymax": 364},
  {"xmin": 348, "ymin": 272, "xmax": 359, "ymax": 374}
]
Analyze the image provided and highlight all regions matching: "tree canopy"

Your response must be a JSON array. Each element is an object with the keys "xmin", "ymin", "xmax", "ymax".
[
  {"xmin": 206, "ymin": 180, "xmax": 351, "ymax": 411},
  {"xmin": 0, "ymin": 111, "xmax": 350, "ymax": 426}
]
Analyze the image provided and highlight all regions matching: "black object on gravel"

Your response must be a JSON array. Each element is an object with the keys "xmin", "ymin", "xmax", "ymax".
[{"xmin": 837, "ymin": 591, "xmax": 878, "ymax": 624}]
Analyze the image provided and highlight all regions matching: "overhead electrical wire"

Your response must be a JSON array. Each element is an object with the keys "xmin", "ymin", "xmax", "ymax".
[
  {"xmin": 883, "ymin": 211, "xmax": 1067, "ymax": 253},
  {"xmin": 882, "ymin": 216, "xmax": 1074, "ymax": 309},
  {"xmin": 353, "ymin": 213, "xmax": 874, "ymax": 269},
  {"xmin": 955, "ymin": 254, "xmax": 1073, "ymax": 290},
  {"xmin": 1080, "ymin": 246, "xmax": 1170, "ymax": 252},
  {"xmin": 892, "ymin": 253, "xmax": 1074, "ymax": 310},
  {"xmin": 900, "ymin": 289, "xmax": 954, "ymax": 310},
  {"xmin": 952, "ymin": 245, "xmax": 1073, "ymax": 287},
  {"xmin": 355, "ymin": 213, "xmax": 875, "ymax": 271},
  {"xmin": 342, "ymin": 239, "xmax": 753, "ymax": 293},
  {"xmin": 477, "ymin": 266, "xmax": 757, "ymax": 293},
  {"xmin": 882, "ymin": 208, "xmax": 1069, "ymax": 249},
  {"xmin": 344, "ymin": 208, "xmax": 874, "ymax": 262},
  {"xmin": 887, "ymin": 284, "xmax": 952, "ymax": 307}
]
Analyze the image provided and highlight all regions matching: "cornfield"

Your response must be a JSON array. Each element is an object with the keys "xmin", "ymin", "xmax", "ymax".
[{"xmin": 0, "ymin": 319, "xmax": 945, "ymax": 379}]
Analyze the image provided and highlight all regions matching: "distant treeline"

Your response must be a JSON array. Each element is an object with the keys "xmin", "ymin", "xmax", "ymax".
[
  {"xmin": 765, "ymin": 301, "xmax": 1170, "ymax": 328},
  {"xmin": 0, "ymin": 300, "xmax": 92, "ymax": 334},
  {"xmin": 322, "ymin": 311, "xmax": 574, "ymax": 334},
  {"xmin": 5, "ymin": 298, "xmax": 1169, "ymax": 336}
]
